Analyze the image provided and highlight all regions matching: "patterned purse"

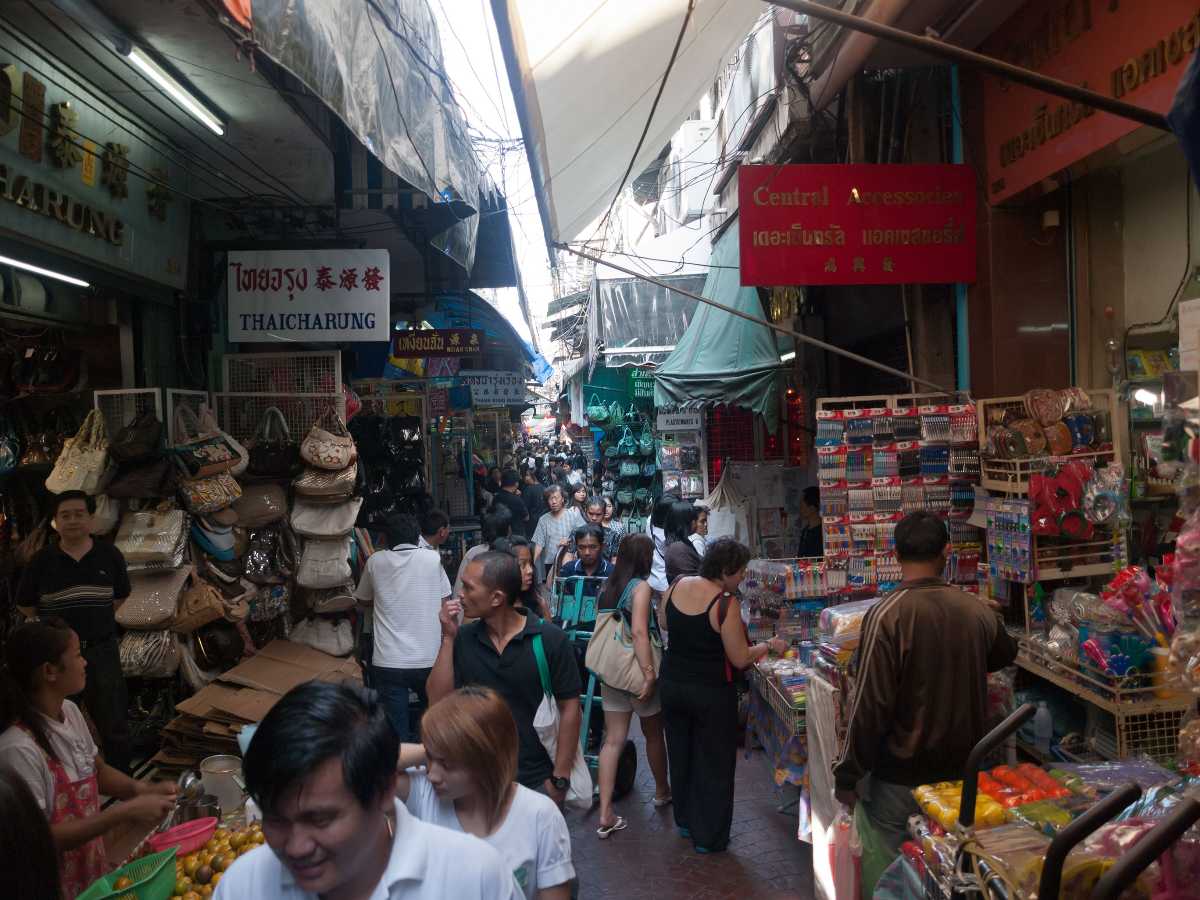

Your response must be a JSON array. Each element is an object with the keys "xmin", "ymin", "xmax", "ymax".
[
  {"xmin": 293, "ymin": 462, "xmax": 357, "ymax": 502},
  {"xmin": 179, "ymin": 471, "xmax": 242, "ymax": 514},
  {"xmin": 300, "ymin": 407, "xmax": 357, "ymax": 471}
]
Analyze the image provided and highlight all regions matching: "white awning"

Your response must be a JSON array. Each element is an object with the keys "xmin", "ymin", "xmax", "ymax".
[{"xmin": 492, "ymin": 0, "xmax": 764, "ymax": 245}]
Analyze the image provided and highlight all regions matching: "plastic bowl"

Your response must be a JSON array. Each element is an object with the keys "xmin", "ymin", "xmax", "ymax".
[
  {"xmin": 145, "ymin": 816, "xmax": 218, "ymax": 856},
  {"xmin": 77, "ymin": 847, "xmax": 176, "ymax": 900}
]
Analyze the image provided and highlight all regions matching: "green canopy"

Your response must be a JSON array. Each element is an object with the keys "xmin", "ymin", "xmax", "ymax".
[{"xmin": 653, "ymin": 228, "xmax": 783, "ymax": 431}]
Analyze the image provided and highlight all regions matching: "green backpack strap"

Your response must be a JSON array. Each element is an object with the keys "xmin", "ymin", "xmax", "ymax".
[{"xmin": 531, "ymin": 633, "xmax": 552, "ymax": 698}]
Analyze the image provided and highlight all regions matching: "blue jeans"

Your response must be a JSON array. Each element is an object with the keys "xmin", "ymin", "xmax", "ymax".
[{"xmin": 371, "ymin": 666, "xmax": 432, "ymax": 742}]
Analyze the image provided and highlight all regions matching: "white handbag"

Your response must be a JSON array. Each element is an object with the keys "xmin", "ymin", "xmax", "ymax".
[
  {"xmin": 46, "ymin": 408, "xmax": 113, "ymax": 495},
  {"xmin": 291, "ymin": 617, "xmax": 354, "ymax": 657},
  {"xmin": 297, "ymin": 536, "xmax": 352, "ymax": 589},
  {"xmin": 115, "ymin": 509, "xmax": 187, "ymax": 563},
  {"xmin": 198, "ymin": 403, "xmax": 248, "ymax": 477},
  {"xmin": 291, "ymin": 497, "xmax": 363, "ymax": 539},
  {"xmin": 531, "ymin": 634, "xmax": 592, "ymax": 809}
]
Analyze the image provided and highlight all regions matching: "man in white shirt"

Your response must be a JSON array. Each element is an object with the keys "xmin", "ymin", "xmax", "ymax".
[
  {"xmin": 216, "ymin": 681, "xmax": 517, "ymax": 900},
  {"xmin": 418, "ymin": 509, "xmax": 450, "ymax": 552},
  {"xmin": 356, "ymin": 515, "xmax": 451, "ymax": 742}
]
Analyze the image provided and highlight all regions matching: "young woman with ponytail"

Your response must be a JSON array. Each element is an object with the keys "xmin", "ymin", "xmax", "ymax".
[{"xmin": 0, "ymin": 618, "xmax": 176, "ymax": 897}]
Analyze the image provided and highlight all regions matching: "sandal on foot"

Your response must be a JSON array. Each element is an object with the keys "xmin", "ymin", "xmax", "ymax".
[
  {"xmin": 596, "ymin": 817, "xmax": 627, "ymax": 839},
  {"xmin": 653, "ymin": 794, "xmax": 673, "ymax": 808}
]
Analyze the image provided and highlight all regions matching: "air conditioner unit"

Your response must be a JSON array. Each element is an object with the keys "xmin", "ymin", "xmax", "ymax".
[{"xmin": 661, "ymin": 120, "xmax": 717, "ymax": 227}]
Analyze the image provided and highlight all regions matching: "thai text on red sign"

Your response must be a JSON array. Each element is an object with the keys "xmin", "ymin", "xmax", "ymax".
[{"xmin": 738, "ymin": 164, "xmax": 976, "ymax": 287}]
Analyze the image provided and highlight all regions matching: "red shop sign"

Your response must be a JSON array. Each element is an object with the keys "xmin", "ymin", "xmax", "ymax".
[{"xmin": 738, "ymin": 164, "xmax": 976, "ymax": 287}]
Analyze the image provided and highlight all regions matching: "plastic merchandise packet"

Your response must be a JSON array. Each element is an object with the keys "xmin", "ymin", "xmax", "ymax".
[
  {"xmin": 1054, "ymin": 759, "xmax": 1174, "ymax": 792},
  {"xmin": 907, "ymin": 815, "xmax": 956, "ymax": 882},
  {"xmin": 913, "ymin": 781, "xmax": 1007, "ymax": 831},
  {"xmin": 1007, "ymin": 799, "xmax": 1074, "ymax": 834},
  {"xmin": 1113, "ymin": 776, "xmax": 1200, "ymax": 821},
  {"xmin": 1083, "ymin": 462, "xmax": 1129, "ymax": 527},
  {"xmin": 1172, "ymin": 505, "xmax": 1200, "ymax": 625},
  {"xmin": 1069, "ymin": 817, "xmax": 1199, "ymax": 898},
  {"xmin": 818, "ymin": 596, "xmax": 882, "ymax": 637},
  {"xmin": 961, "ymin": 823, "xmax": 1050, "ymax": 898}
]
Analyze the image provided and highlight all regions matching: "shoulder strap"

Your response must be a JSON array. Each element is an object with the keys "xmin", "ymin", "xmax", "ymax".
[
  {"xmin": 616, "ymin": 577, "xmax": 642, "ymax": 611},
  {"xmin": 531, "ymin": 633, "xmax": 552, "ymax": 698}
]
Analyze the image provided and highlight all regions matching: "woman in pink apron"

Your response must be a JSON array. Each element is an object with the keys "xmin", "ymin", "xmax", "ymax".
[{"xmin": 0, "ymin": 619, "xmax": 176, "ymax": 898}]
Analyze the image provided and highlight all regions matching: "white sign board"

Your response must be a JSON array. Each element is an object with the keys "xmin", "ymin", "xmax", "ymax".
[
  {"xmin": 458, "ymin": 370, "xmax": 525, "ymax": 405},
  {"xmin": 228, "ymin": 249, "xmax": 390, "ymax": 343},
  {"xmin": 1180, "ymin": 297, "xmax": 1200, "ymax": 373},
  {"xmin": 656, "ymin": 410, "xmax": 704, "ymax": 432}
]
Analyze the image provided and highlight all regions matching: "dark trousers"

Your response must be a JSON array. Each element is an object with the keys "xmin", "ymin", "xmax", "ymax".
[
  {"xmin": 661, "ymin": 678, "xmax": 738, "ymax": 851},
  {"xmin": 76, "ymin": 637, "xmax": 131, "ymax": 772},
  {"xmin": 371, "ymin": 665, "xmax": 431, "ymax": 742}
]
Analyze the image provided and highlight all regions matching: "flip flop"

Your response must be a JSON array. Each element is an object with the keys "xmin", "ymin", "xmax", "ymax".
[
  {"xmin": 653, "ymin": 794, "xmax": 673, "ymax": 808},
  {"xmin": 596, "ymin": 817, "xmax": 627, "ymax": 839}
]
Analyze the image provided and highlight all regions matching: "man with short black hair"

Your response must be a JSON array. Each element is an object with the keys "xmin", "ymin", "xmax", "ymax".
[
  {"xmin": 428, "ymin": 552, "xmax": 582, "ymax": 807},
  {"xmin": 491, "ymin": 469, "xmax": 531, "ymax": 537},
  {"xmin": 567, "ymin": 498, "xmax": 620, "ymax": 561},
  {"xmin": 16, "ymin": 490, "xmax": 133, "ymax": 771},
  {"xmin": 558, "ymin": 523, "xmax": 614, "ymax": 597},
  {"xmin": 418, "ymin": 509, "xmax": 450, "ymax": 552},
  {"xmin": 832, "ymin": 510, "xmax": 1018, "ymax": 857},
  {"xmin": 215, "ymin": 681, "xmax": 517, "ymax": 900},
  {"xmin": 356, "ymin": 514, "xmax": 451, "ymax": 741}
]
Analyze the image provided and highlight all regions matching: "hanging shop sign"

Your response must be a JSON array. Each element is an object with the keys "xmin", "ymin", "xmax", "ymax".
[
  {"xmin": 391, "ymin": 328, "xmax": 482, "ymax": 357},
  {"xmin": 628, "ymin": 367, "xmax": 655, "ymax": 401},
  {"xmin": 738, "ymin": 164, "xmax": 976, "ymax": 287},
  {"xmin": 656, "ymin": 409, "xmax": 704, "ymax": 432},
  {"xmin": 227, "ymin": 249, "xmax": 390, "ymax": 343},
  {"xmin": 982, "ymin": 0, "xmax": 1199, "ymax": 204},
  {"xmin": 428, "ymin": 387, "xmax": 449, "ymax": 417},
  {"xmin": 455, "ymin": 370, "xmax": 525, "ymax": 405}
]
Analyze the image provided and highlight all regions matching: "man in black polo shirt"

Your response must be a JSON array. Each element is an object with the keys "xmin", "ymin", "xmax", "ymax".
[
  {"xmin": 427, "ymin": 551, "xmax": 582, "ymax": 807},
  {"xmin": 16, "ymin": 490, "xmax": 133, "ymax": 771},
  {"xmin": 490, "ymin": 469, "xmax": 530, "ymax": 537}
]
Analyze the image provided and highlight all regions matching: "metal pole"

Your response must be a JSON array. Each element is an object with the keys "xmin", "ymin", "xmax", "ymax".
[
  {"xmin": 552, "ymin": 242, "xmax": 955, "ymax": 395},
  {"xmin": 768, "ymin": 0, "xmax": 1169, "ymax": 132},
  {"xmin": 950, "ymin": 64, "xmax": 971, "ymax": 392}
]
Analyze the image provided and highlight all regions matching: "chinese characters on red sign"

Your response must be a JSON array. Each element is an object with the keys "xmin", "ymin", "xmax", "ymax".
[
  {"xmin": 231, "ymin": 262, "xmax": 385, "ymax": 302},
  {"xmin": 737, "ymin": 164, "xmax": 976, "ymax": 287},
  {"xmin": 392, "ymin": 329, "xmax": 483, "ymax": 357}
]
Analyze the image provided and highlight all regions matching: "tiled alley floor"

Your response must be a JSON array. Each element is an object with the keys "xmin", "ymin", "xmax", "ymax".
[{"xmin": 567, "ymin": 731, "xmax": 816, "ymax": 899}]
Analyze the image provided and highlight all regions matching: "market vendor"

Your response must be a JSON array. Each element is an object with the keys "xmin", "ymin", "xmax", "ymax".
[
  {"xmin": 831, "ymin": 511, "xmax": 1018, "ymax": 857},
  {"xmin": 0, "ymin": 619, "xmax": 177, "ymax": 898}
]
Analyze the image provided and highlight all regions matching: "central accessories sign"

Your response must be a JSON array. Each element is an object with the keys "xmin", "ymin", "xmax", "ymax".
[
  {"xmin": 228, "ymin": 248, "xmax": 390, "ymax": 343},
  {"xmin": 738, "ymin": 164, "xmax": 976, "ymax": 287}
]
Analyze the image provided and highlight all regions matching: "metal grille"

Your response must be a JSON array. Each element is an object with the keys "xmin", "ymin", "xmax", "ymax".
[
  {"xmin": 93, "ymin": 389, "xmax": 162, "ymax": 441},
  {"xmin": 223, "ymin": 351, "xmax": 341, "ymax": 395},
  {"xmin": 1086, "ymin": 706, "xmax": 1187, "ymax": 763},
  {"xmin": 165, "ymin": 390, "xmax": 210, "ymax": 444},
  {"xmin": 706, "ymin": 404, "xmax": 756, "ymax": 487},
  {"xmin": 211, "ymin": 392, "xmax": 344, "ymax": 444}
]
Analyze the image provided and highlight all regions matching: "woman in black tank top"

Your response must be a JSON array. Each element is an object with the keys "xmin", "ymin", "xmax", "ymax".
[{"xmin": 659, "ymin": 538, "xmax": 788, "ymax": 854}]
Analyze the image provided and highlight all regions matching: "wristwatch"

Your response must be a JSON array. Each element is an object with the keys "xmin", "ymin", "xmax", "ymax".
[{"xmin": 550, "ymin": 775, "xmax": 570, "ymax": 792}]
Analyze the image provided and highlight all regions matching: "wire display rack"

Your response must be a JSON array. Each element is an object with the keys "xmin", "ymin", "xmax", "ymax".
[
  {"xmin": 211, "ymin": 392, "xmax": 344, "ymax": 444},
  {"xmin": 223, "ymin": 351, "xmax": 341, "ymax": 395},
  {"xmin": 93, "ymin": 389, "xmax": 162, "ymax": 441},
  {"xmin": 165, "ymin": 389, "xmax": 210, "ymax": 444}
]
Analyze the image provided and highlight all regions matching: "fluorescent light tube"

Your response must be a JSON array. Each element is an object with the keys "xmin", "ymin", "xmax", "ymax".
[
  {"xmin": 1133, "ymin": 388, "xmax": 1159, "ymax": 406},
  {"xmin": 0, "ymin": 254, "xmax": 89, "ymax": 287},
  {"xmin": 780, "ymin": 351, "xmax": 796, "ymax": 362},
  {"xmin": 126, "ymin": 48, "xmax": 224, "ymax": 136}
]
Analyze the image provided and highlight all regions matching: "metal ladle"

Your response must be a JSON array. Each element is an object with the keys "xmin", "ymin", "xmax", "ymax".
[{"xmin": 156, "ymin": 769, "xmax": 203, "ymax": 832}]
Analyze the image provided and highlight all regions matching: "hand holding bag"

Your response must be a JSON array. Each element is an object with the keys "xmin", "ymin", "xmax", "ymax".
[
  {"xmin": 117, "ymin": 565, "xmax": 192, "ymax": 629},
  {"xmin": 45, "ymin": 408, "xmax": 112, "ymax": 495},
  {"xmin": 297, "ymin": 536, "xmax": 352, "ymax": 589},
  {"xmin": 110, "ymin": 409, "xmax": 162, "ymax": 463},
  {"xmin": 300, "ymin": 406, "xmax": 356, "ymax": 471},
  {"xmin": 246, "ymin": 406, "xmax": 297, "ymax": 478},
  {"xmin": 115, "ymin": 508, "xmax": 187, "ymax": 563},
  {"xmin": 585, "ymin": 577, "xmax": 662, "ymax": 695},
  {"xmin": 169, "ymin": 405, "xmax": 240, "ymax": 478},
  {"xmin": 532, "ymin": 634, "xmax": 593, "ymax": 810},
  {"xmin": 291, "ymin": 497, "xmax": 363, "ymax": 538}
]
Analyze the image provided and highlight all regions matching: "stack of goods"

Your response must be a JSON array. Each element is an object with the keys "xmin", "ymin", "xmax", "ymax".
[
  {"xmin": 756, "ymin": 656, "xmax": 808, "ymax": 710},
  {"xmin": 817, "ymin": 403, "xmax": 980, "ymax": 596},
  {"xmin": 983, "ymin": 387, "xmax": 1110, "ymax": 462},
  {"xmin": 349, "ymin": 410, "xmax": 429, "ymax": 529},
  {"xmin": 593, "ymin": 399, "xmax": 657, "ymax": 523},
  {"xmin": 811, "ymin": 596, "xmax": 881, "ymax": 703}
]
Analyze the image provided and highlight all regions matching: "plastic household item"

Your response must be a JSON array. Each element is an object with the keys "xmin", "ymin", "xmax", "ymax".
[
  {"xmin": 1034, "ymin": 701, "xmax": 1053, "ymax": 755},
  {"xmin": 77, "ymin": 847, "xmax": 177, "ymax": 900},
  {"xmin": 200, "ymin": 753, "xmax": 245, "ymax": 815},
  {"xmin": 145, "ymin": 816, "xmax": 217, "ymax": 856}
]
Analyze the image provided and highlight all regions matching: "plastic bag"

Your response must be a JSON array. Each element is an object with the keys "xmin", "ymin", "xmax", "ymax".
[{"xmin": 827, "ymin": 807, "xmax": 861, "ymax": 900}]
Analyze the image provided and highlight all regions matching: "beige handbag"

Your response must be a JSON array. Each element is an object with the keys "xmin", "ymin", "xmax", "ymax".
[
  {"xmin": 302, "ymin": 583, "xmax": 357, "ymax": 613},
  {"xmin": 291, "ymin": 497, "xmax": 362, "ymax": 539},
  {"xmin": 291, "ymin": 617, "xmax": 354, "ymax": 657},
  {"xmin": 584, "ymin": 578, "xmax": 662, "ymax": 695},
  {"xmin": 119, "ymin": 630, "xmax": 180, "ymax": 678},
  {"xmin": 45, "ymin": 408, "xmax": 112, "ymax": 495},
  {"xmin": 115, "ymin": 508, "xmax": 187, "ymax": 563},
  {"xmin": 300, "ymin": 407, "xmax": 356, "ymax": 470},
  {"xmin": 293, "ymin": 462, "xmax": 356, "ymax": 502},
  {"xmin": 171, "ymin": 572, "xmax": 227, "ymax": 634},
  {"xmin": 232, "ymin": 483, "xmax": 287, "ymax": 527},
  {"xmin": 297, "ymin": 536, "xmax": 352, "ymax": 588},
  {"xmin": 179, "ymin": 471, "xmax": 242, "ymax": 514},
  {"xmin": 117, "ymin": 565, "xmax": 192, "ymax": 629}
]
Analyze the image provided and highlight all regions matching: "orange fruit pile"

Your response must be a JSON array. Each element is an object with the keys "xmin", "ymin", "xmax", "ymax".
[{"xmin": 169, "ymin": 824, "xmax": 265, "ymax": 899}]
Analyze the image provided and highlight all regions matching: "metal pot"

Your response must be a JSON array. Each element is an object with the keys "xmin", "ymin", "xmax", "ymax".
[{"xmin": 177, "ymin": 793, "xmax": 221, "ymax": 823}]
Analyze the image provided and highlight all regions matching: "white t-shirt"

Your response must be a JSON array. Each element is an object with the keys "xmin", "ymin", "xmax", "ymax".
[
  {"xmin": 215, "ymin": 798, "xmax": 518, "ymax": 900},
  {"xmin": 0, "ymin": 700, "xmax": 97, "ymax": 813},
  {"xmin": 356, "ymin": 545, "xmax": 451, "ymax": 668},
  {"xmin": 404, "ymin": 772, "xmax": 574, "ymax": 899},
  {"xmin": 648, "ymin": 524, "xmax": 668, "ymax": 592}
]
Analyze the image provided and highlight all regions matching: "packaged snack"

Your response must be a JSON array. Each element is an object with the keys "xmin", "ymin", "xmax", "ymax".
[{"xmin": 913, "ymin": 781, "xmax": 1007, "ymax": 830}]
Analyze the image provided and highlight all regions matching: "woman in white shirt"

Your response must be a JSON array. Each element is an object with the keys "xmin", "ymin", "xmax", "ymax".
[
  {"xmin": 690, "ymin": 505, "xmax": 709, "ymax": 558},
  {"xmin": 396, "ymin": 687, "xmax": 574, "ymax": 899}
]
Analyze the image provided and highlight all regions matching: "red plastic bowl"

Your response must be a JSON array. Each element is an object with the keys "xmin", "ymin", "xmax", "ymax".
[{"xmin": 146, "ymin": 817, "xmax": 218, "ymax": 856}]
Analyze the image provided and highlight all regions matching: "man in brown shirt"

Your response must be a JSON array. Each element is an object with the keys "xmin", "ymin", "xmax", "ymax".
[{"xmin": 832, "ymin": 511, "xmax": 1018, "ymax": 854}]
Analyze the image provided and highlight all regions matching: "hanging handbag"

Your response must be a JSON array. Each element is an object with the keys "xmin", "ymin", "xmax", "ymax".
[
  {"xmin": 23, "ymin": 343, "xmax": 82, "ymax": 394},
  {"xmin": 297, "ymin": 536, "xmax": 352, "ymax": 589},
  {"xmin": 231, "ymin": 483, "xmax": 287, "ymax": 527},
  {"xmin": 300, "ymin": 406, "xmax": 357, "ymax": 470},
  {"xmin": 617, "ymin": 427, "xmax": 638, "ymax": 457},
  {"xmin": 291, "ymin": 616, "xmax": 354, "ymax": 657},
  {"xmin": 116, "ymin": 565, "xmax": 191, "ymax": 629},
  {"xmin": 114, "ymin": 508, "xmax": 187, "ymax": 564},
  {"xmin": 586, "ymin": 394, "xmax": 609, "ymax": 424},
  {"xmin": 45, "ymin": 408, "xmax": 112, "ymax": 495},
  {"xmin": 246, "ymin": 406, "xmax": 298, "ymax": 478},
  {"xmin": 626, "ymin": 402, "xmax": 639, "ymax": 423},
  {"xmin": 197, "ymin": 404, "xmax": 248, "ymax": 477},
  {"xmin": 191, "ymin": 516, "xmax": 236, "ymax": 561},
  {"xmin": 609, "ymin": 401, "xmax": 625, "ymax": 426},
  {"xmin": 0, "ymin": 416, "xmax": 19, "ymax": 474},
  {"xmin": 638, "ymin": 425, "xmax": 655, "ymax": 456},
  {"xmin": 90, "ymin": 495, "xmax": 120, "ymax": 535},
  {"xmin": 192, "ymin": 621, "xmax": 245, "ymax": 670},
  {"xmin": 531, "ymin": 634, "xmax": 593, "ymax": 810},
  {"xmin": 106, "ymin": 455, "xmax": 177, "ymax": 499},
  {"xmin": 619, "ymin": 459, "xmax": 640, "ymax": 477},
  {"xmin": 119, "ymin": 630, "xmax": 180, "ymax": 678},
  {"xmin": 43, "ymin": 407, "xmax": 78, "ymax": 464},
  {"xmin": 110, "ymin": 409, "xmax": 163, "ymax": 464},
  {"xmin": 250, "ymin": 582, "xmax": 291, "ymax": 621},
  {"xmin": 291, "ymin": 497, "xmax": 363, "ymax": 538},
  {"xmin": 641, "ymin": 461, "xmax": 657, "ymax": 478},
  {"xmin": 178, "ymin": 471, "xmax": 242, "ymax": 514},
  {"xmin": 169, "ymin": 405, "xmax": 240, "ymax": 478},
  {"xmin": 244, "ymin": 527, "xmax": 286, "ymax": 583},
  {"xmin": 293, "ymin": 462, "xmax": 357, "ymax": 502},
  {"xmin": 170, "ymin": 572, "xmax": 227, "ymax": 634},
  {"xmin": 585, "ymin": 577, "xmax": 661, "ymax": 694},
  {"xmin": 604, "ymin": 442, "xmax": 619, "ymax": 459},
  {"xmin": 302, "ymin": 583, "xmax": 357, "ymax": 614},
  {"xmin": 16, "ymin": 411, "xmax": 50, "ymax": 467},
  {"xmin": 615, "ymin": 488, "xmax": 634, "ymax": 505}
]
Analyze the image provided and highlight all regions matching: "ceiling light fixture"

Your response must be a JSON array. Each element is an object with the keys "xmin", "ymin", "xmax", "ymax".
[
  {"xmin": 0, "ymin": 254, "xmax": 90, "ymax": 287},
  {"xmin": 124, "ymin": 48, "xmax": 225, "ymax": 136},
  {"xmin": 780, "ymin": 351, "xmax": 796, "ymax": 363}
]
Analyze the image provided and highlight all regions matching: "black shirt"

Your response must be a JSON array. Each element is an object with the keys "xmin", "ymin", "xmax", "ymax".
[
  {"xmin": 521, "ymin": 483, "xmax": 546, "ymax": 521},
  {"xmin": 452, "ymin": 610, "xmax": 582, "ymax": 788},
  {"xmin": 16, "ymin": 540, "xmax": 131, "ymax": 643},
  {"xmin": 492, "ymin": 490, "xmax": 531, "ymax": 537},
  {"xmin": 665, "ymin": 539, "xmax": 702, "ymax": 584}
]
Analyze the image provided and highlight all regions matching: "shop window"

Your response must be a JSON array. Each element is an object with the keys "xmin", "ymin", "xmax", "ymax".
[{"xmin": 706, "ymin": 404, "xmax": 755, "ymax": 487}]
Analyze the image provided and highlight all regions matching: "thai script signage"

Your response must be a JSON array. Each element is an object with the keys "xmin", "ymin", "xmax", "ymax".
[
  {"xmin": 738, "ymin": 164, "xmax": 976, "ymax": 286},
  {"xmin": 456, "ymin": 370, "xmax": 525, "ymax": 405},
  {"xmin": 227, "ymin": 249, "xmax": 390, "ymax": 343},
  {"xmin": 392, "ymin": 328, "xmax": 482, "ymax": 357},
  {"xmin": 983, "ymin": 0, "xmax": 1199, "ymax": 204}
]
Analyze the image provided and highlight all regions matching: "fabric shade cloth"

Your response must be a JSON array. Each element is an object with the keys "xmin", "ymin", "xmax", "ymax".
[
  {"xmin": 492, "ymin": 0, "xmax": 764, "ymax": 243},
  {"xmin": 653, "ymin": 228, "xmax": 784, "ymax": 431}
]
